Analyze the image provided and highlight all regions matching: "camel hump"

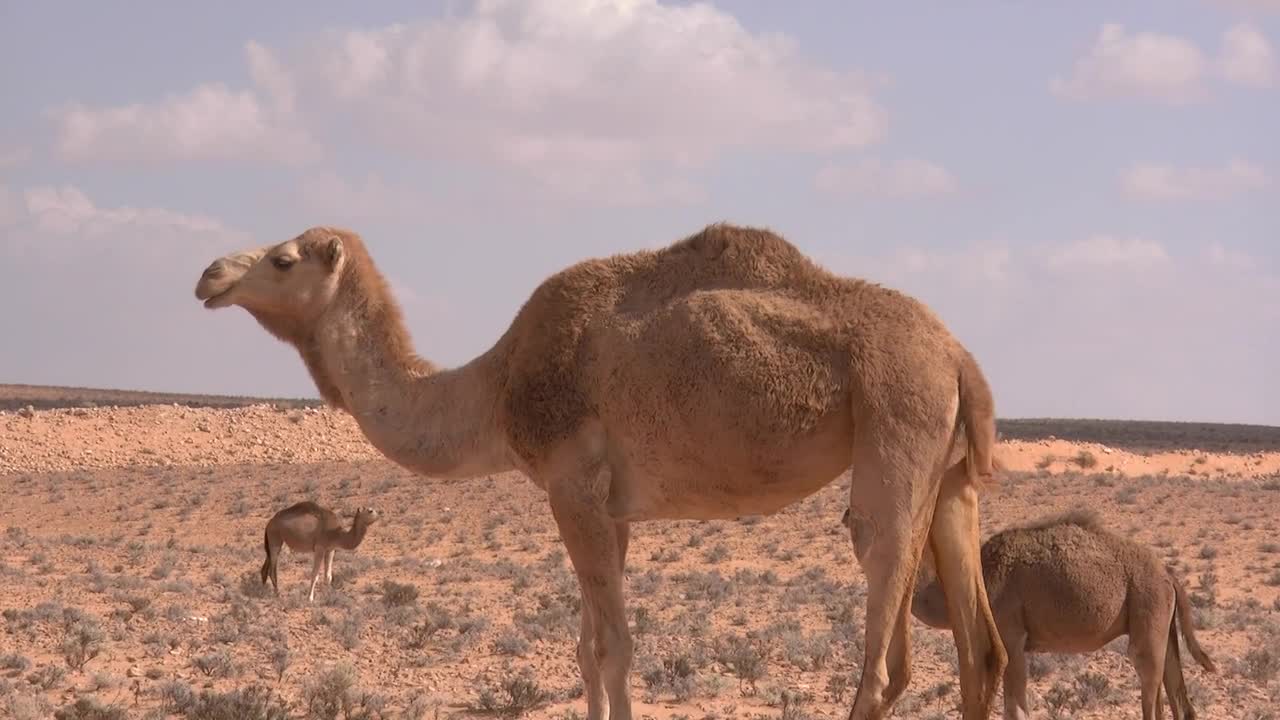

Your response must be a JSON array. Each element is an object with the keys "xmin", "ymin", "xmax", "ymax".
[{"xmin": 662, "ymin": 223, "xmax": 816, "ymax": 280}]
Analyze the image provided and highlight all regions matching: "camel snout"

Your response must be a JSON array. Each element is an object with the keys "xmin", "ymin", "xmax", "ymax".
[
  {"xmin": 201, "ymin": 261, "xmax": 226, "ymax": 280},
  {"xmin": 194, "ymin": 261, "xmax": 229, "ymax": 301}
]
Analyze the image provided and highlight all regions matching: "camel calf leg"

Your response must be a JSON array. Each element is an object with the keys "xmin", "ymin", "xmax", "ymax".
[{"xmin": 997, "ymin": 625, "xmax": 1029, "ymax": 720}]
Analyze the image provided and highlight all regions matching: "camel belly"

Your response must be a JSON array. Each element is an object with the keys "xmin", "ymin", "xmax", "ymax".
[
  {"xmin": 1016, "ymin": 564, "xmax": 1129, "ymax": 654},
  {"xmin": 603, "ymin": 409, "xmax": 854, "ymax": 522}
]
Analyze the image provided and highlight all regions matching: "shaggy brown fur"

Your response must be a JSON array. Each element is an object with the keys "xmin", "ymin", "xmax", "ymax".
[
  {"xmin": 261, "ymin": 501, "xmax": 379, "ymax": 602},
  {"xmin": 195, "ymin": 222, "xmax": 1006, "ymax": 720},
  {"xmin": 886, "ymin": 508, "xmax": 1216, "ymax": 720}
]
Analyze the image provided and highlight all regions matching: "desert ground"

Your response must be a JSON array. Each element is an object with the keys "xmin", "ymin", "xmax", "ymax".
[{"xmin": 1, "ymin": 384, "xmax": 1278, "ymax": 719}]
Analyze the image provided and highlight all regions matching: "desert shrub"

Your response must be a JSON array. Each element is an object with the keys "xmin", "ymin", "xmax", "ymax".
[
  {"xmin": 335, "ymin": 609, "xmax": 364, "ymax": 650},
  {"xmin": 53, "ymin": 696, "xmax": 127, "ymax": 720},
  {"xmin": 1237, "ymin": 646, "xmax": 1279, "ymax": 684},
  {"xmin": 177, "ymin": 684, "xmax": 291, "ymax": 720},
  {"xmin": 1191, "ymin": 568, "xmax": 1219, "ymax": 608},
  {"xmin": 238, "ymin": 570, "xmax": 273, "ymax": 599},
  {"xmin": 193, "ymin": 651, "xmax": 234, "ymax": 678},
  {"xmin": 406, "ymin": 603, "xmax": 455, "ymax": 649},
  {"xmin": 380, "ymin": 580, "xmax": 419, "ymax": 608},
  {"xmin": 301, "ymin": 663, "xmax": 386, "ymax": 720},
  {"xmin": 473, "ymin": 667, "xmax": 549, "ymax": 716},
  {"xmin": 674, "ymin": 570, "xmax": 731, "ymax": 602},
  {"xmin": 269, "ymin": 643, "xmax": 291, "ymax": 682},
  {"xmin": 1072, "ymin": 450, "xmax": 1098, "ymax": 469},
  {"xmin": 61, "ymin": 621, "xmax": 105, "ymax": 671},
  {"xmin": 639, "ymin": 653, "xmax": 698, "ymax": 702},
  {"xmin": 27, "ymin": 664, "xmax": 67, "ymax": 690},
  {"xmin": 715, "ymin": 634, "xmax": 767, "ymax": 691},
  {"xmin": 6, "ymin": 694, "xmax": 54, "ymax": 720},
  {"xmin": 0, "ymin": 653, "xmax": 31, "ymax": 672},
  {"xmin": 494, "ymin": 629, "xmax": 531, "ymax": 656}
]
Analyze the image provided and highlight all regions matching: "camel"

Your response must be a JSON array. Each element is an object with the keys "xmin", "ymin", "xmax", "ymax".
[
  {"xmin": 193, "ymin": 223, "xmax": 1007, "ymax": 720},
  {"xmin": 260, "ymin": 501, "xmax": 380, "ymax": 602},
  {"xmin": 842, "ymin": 506, "xmax": 1216, "ymax": 720}
]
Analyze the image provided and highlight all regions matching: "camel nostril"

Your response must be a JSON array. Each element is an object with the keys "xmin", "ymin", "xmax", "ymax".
[{"xmin": 202, "ymin": 263, "xmax": 225, "ymax": 280}]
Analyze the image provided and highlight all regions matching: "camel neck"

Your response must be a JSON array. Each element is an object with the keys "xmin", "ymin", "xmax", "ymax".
[
  {"xmin": 313, "ymin": 302, "xmax": 513, "ymax": 479},
  {"xmin": 337, "ymin": 522, "xmax": 368, "ymax": 550}
]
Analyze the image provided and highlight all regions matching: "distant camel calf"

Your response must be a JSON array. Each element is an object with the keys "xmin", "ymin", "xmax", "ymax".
[
  {"xmin": 840, "ymin": 506, "xmax": 1215, "ymax": 720},
  {"xmin": 261, "ymin": 501, "xmax": 380, "ymax": 602}
]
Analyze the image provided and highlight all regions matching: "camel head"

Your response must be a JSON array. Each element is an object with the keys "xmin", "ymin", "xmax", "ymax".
[
  {"xmin": 194, "ymin": 227, "xmax": 353, "ymax": 342},
  {"xmin": 352, "ymin": 506, "xmax": 381, "ymax": 528}
]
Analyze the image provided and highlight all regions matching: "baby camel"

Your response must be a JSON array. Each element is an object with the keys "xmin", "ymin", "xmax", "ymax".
[
  {"xmin": 841, "ymin": 505, "xmax": 1215, "ymax": 719},
  {"xmin": 260, "ymin": 501, "xmax": 380, "ymax": 602}
]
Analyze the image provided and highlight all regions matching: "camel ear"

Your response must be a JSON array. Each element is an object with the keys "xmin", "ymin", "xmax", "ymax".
[{"xmin": 323, "ymin": 235, "xmax": 344, "ymax": 272}]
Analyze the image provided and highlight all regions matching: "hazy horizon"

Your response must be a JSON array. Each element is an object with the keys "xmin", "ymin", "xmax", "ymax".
[{"xmin": 2, "ymin": 1, "xmax": 1276, "ymax": 425}]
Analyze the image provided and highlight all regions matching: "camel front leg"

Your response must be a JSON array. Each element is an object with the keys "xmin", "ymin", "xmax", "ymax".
[
  {"xmin": 308, "ymin": 552, "xmax": 323, "ymax": 603},
  {"xmin": 928, "ymin": 470, "xmax": 1006, "ymax": 720},
  {"xmin": 573, "ymin": 520, "xmax": 630, "ymax": 719},
  {"xmin": 325, "ymin": 549, "xmax": 336, "ymax": 585},
  {"xmin": 548, "ymin": 475, "xmax": 632, "ymax": 720}
]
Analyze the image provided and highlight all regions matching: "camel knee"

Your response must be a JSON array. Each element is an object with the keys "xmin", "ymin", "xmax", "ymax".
[
  {"xmin": 592, "ymin": 629, "xmax": 633, "ymax": 671},
  {"xmin": 576, "ymin": 636, "xmax": 600, "ymax": 676}
]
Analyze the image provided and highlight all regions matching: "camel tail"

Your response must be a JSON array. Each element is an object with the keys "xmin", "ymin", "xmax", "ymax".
[
  {"xmin": 957, "ymin": 349, "xmax": 997, "ymax": 488},
  {"xmin": 1170, "ymin": 567, "xmax": 1216, "ymax": 673}
]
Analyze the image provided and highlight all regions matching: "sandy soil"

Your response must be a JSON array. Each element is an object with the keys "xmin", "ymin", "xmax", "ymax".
[{"xmin": 1, "ymin": 386, "xmax": 1278, "ymax": 719}]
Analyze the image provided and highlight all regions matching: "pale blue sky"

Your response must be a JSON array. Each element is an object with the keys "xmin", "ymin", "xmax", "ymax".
[{"xmin": 1, "ymin": 1, "xmax": 1276, "ymax": 424}]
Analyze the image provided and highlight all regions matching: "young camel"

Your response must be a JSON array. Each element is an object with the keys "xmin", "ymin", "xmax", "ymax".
[
  {"xmin": 842, "ymin": 505, "xmax": 1216, "ymax": 719},
  {"xmin": 261, "ymin": 501, "xmax": 380, "ymax": 602},
  {"xmin": 194, "ymin": 223, "xmax": 1007, "ymax": 720}
]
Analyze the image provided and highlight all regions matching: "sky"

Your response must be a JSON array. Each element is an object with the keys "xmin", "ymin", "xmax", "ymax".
[{"xmin": 1, "ymin": 0, "xmax": 1277, "ymax": 425}]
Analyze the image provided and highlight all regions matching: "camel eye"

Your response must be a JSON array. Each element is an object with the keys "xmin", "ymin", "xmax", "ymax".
[{"xmin": 271, "ymin": 256, "xmax": 296, "ymax": 271}]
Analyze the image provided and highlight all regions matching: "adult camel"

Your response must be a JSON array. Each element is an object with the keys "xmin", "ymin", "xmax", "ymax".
[{"xmin": 193, "ymin": 223, "xmax": 1006, "ymax": 719}]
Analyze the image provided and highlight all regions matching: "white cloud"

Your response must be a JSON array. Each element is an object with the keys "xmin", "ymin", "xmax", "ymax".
[
  {"xmin": 1045, "ymin": 235, "xmax": 1170, "ymax": 272},
  {"xmin": 814, "ymin": 158, "xmax": 956, "ymax": 199},
  {"xmin": 1207, "ymin": 242, "xmax": 1254, "ymax": 269},
  {"xmin": 53, "ymin": 45, "xmax": 316, "ymax": 165},
  {"xmin": 297, "ymin": 172, "xmax": 435, "ymax": 223},
  {"xmin": 817, "ymin": 237, "xmax": 1278, "ymax": 423},
  {"xmin": 1052, "ymin": 23, "xmax": 1208, "ymax": 103},
  {"xmin": 1053, "ymin": 21, "xmax": 1278, "ymax": 101},
  {"xmin": 0, "ymin": 145, "xmax": 31, "ymax": 170},
  {"xmin": 1220, "ymin": 24, "xmax": 1276, "ymax": 86},
  {"xmin": 0, "ymin": 185, "xmax": 17, "ymax": 227},
  {"xmin": 1121, "ymin": 158, "xmax": 1271, "ymax": 199},
  {"xmin": 1212, "ymin": 0, "xmax": 1280, "ymax": 12},
  {"xmin": 0, "ymin": 184, "xmax": 284, "ymax": 398},
  {"xmin": 4, "ymin": 183, "xmax": 247, "ymax": 262},
  {"xmin": 56, "ymin": 1, "xmax": 886, "ymax": 204}
]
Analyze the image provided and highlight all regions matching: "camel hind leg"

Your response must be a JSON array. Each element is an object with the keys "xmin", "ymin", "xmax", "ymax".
[
  {"xmin": 1127, "ymin": 588, "xmax": 1174, "ymax": 720},
  {"xmin": 261, "ymin": 530, "xmax": 281, "ymax": 594},
  {"xmin": 928, "ymin": 460, "xmax": 1007, "ymax": 719},
  {"xmin": 1162, "ymin": 613, "xmax": 1196, "ymax": 719},
  {"xmin": 844, "ymin": 414, "xmax": 958, "ymax": 719}
]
